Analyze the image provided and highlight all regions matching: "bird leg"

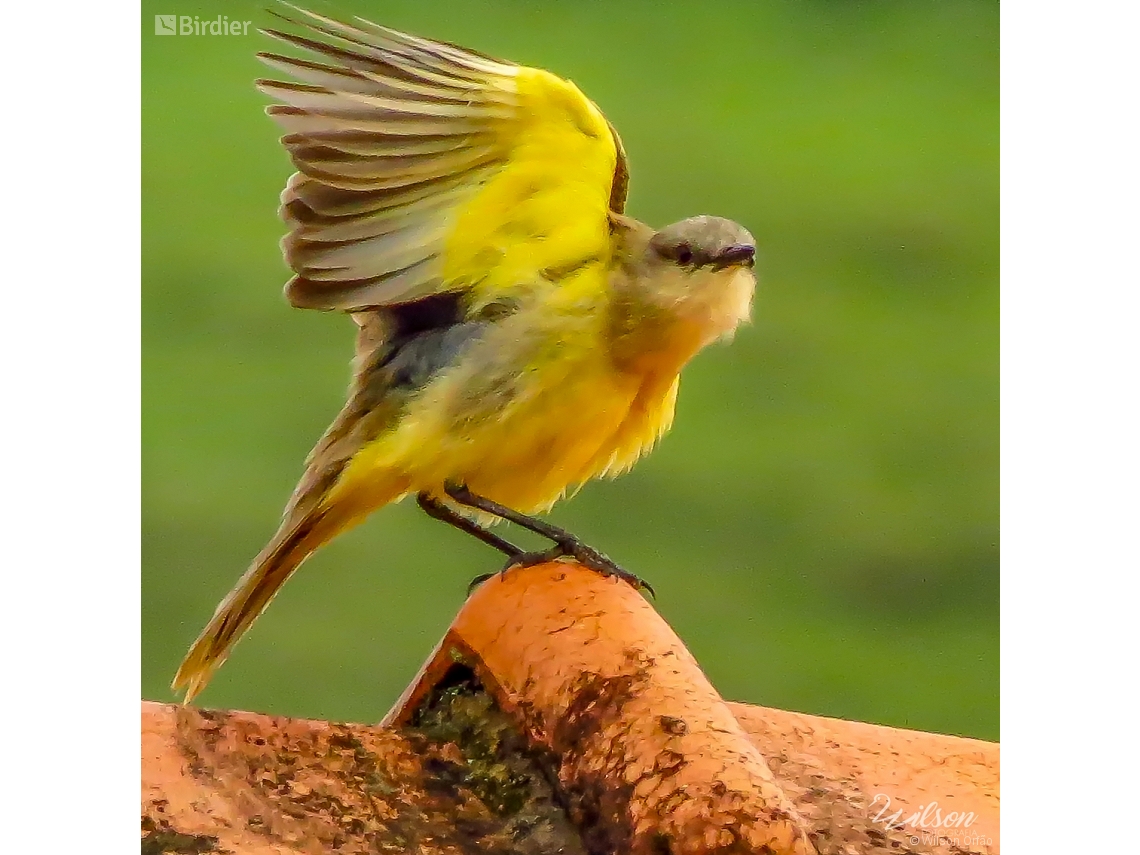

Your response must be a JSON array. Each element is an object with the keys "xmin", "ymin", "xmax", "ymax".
[
  {"xmin": 417, "ymin": 492, "xmax": 524, "ymax": 557},
  {"xmin": 440, "ymin": 482, "xmax": 654, "ymax": 596},
  {"xmin": 416, "ymin": 493, "xmax": 527, "ymax": 593}
]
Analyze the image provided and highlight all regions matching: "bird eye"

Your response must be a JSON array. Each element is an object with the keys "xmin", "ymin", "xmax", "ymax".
[{"xmin": 675, "ymin": 244, "xmax": 693, "ymax": 265}]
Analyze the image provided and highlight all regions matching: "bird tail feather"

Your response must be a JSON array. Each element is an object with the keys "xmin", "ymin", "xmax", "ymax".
[{"xmin": 171, "ymin": 475, "xmax": 403, "ymax": 704}]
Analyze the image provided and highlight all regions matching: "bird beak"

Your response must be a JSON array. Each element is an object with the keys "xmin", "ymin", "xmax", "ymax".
[{"xmin": 711, "ymin": 244, "xmax": 756, "ymax": 270}]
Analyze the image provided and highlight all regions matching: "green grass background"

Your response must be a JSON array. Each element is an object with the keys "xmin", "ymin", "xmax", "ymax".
[{"xmin": 142, "ymin": 0, "xmax": 998, "ymax": 739}]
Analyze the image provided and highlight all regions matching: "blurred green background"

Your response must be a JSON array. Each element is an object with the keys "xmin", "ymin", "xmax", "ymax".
[{"xmin": 142, "ymin": 0, "xmax": 998, "ymax": 739}]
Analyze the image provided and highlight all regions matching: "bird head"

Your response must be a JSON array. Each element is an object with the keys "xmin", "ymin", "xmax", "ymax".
[{"xmin": 640, "ymin": 215, "xmax": 757, "ymax": 343}]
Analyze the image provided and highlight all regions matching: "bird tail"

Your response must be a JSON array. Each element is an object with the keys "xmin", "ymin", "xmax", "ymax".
[{"xmin": 171, "ymin": 474, "xmax": 404, "ymax": 704}]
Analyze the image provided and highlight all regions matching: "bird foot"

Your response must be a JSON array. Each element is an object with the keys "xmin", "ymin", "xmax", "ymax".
[{"xmin": 501, "ymin": 538, "xmax": 655, "ymax": 597}]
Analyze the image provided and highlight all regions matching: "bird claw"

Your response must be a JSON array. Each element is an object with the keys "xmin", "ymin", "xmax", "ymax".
[
  {"xmin": 501, "ymin": 540, "xmax": 655, "ymax": 598},
  {"xmin": 466, "ymin": 572, "xmax": 496, "ymax": 595}
]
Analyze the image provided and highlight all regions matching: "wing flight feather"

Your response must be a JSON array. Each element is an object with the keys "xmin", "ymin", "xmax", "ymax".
[{"xmin": 258, "ymin": 4, "xmax": 629, "ymax": 312}]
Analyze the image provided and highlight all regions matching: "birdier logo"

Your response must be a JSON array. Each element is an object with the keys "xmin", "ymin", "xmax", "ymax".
[{"xmin": 154, "ymin": 15, "xmax": 251, "ymax": 36}]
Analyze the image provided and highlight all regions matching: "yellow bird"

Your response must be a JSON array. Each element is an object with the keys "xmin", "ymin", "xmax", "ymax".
[{"xmin": 173, "ymin": 4, "xmax": 757, "ymax": 703}]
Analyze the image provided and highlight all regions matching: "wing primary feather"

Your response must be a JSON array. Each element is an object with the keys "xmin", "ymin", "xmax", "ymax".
[
  {"xmin": 256, "ymin": 79, "xmax": 504, "ymax": 124},
  {"xmin": 291, "ymin": 204, "xmax": 452, "ymax": 243},
  {"xmin": 351, "ymin": 20, "xmax": 517, "ymax": 77},
  {"xmin": 296, "ymin": 220, "xmax": 450, "ymax": 274},
  {"xmin": 278, "ymin": 3, "xmax": 515, "ymax": 80},
  {"xmin": 259, "ymin": 52, "xmax": 512, "ymax": 109},
  {"xmin": 283, "ymin": 171, "xmax": 472, "ymax": 218},
  {"xmin": 281, "ymin": 176, "xmax": 469, "ymax": 232},
  {"xmin": 264, "ymin": 102, "xmax": 492, "ymax": 138},
  {"xmin": 257, "ymin": 53, "xmax": 381, "ymax": 97},
  {"xmin": 260, "ymin": 25, "xmax": 488, "ymax": 96},
  {"xmin": 286, "ymin": 254, "xmax": 445, "ymax": 310},
  {"xmin": 264, "ymin": 103, "xmax": 484, "ymax": 138},
  {"xmin": 264, "ymin": 12, "xmax": 498, "ymax": 90},
  {"xmin": 289, "ymin": 145, "xmax": 498, "ymax": 184},
  {"xmin": 290, "ymin": 145, "xmax": 492, "ymax": 173},
  {"xmin": 281, "ymin": 130, "xmax": 493, "ymax": 158},
  {"xmin": 294, "ymin": 158, "xmax": 493, "ymax": 192}
]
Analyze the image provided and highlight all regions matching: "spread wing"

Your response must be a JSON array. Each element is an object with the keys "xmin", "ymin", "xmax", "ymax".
[{"xmin": 257, "ymin": 4, "xmax": 630, "ymax": 312}]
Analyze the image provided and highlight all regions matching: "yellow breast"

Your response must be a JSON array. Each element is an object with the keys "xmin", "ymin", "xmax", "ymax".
[{"xmin": 331, "ymin": 261, "xmax": 707, "ymax": 516}]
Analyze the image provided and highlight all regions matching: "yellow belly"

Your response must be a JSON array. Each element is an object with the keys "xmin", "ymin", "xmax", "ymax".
[
  {"xmin": 332, "ymin": 302, "xmax": 679, "ymax": 515},
  {"xmin": 404, "ymin": 327, "xmax": 645, "ymax": 512},
  {"xmin": 456, "ymin": 373, "xmax": 639, "ymax": 511}
]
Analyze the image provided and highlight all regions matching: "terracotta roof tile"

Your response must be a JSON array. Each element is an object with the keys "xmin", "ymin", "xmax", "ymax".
[{"xmin": 144, "ymin": 563, "xmax": 998, "ymax": 854}]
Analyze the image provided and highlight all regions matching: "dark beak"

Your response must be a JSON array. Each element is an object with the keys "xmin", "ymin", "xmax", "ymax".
[{"xmin": 711, "ymin": 243, "xmax": 756, "ymax": 270}]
